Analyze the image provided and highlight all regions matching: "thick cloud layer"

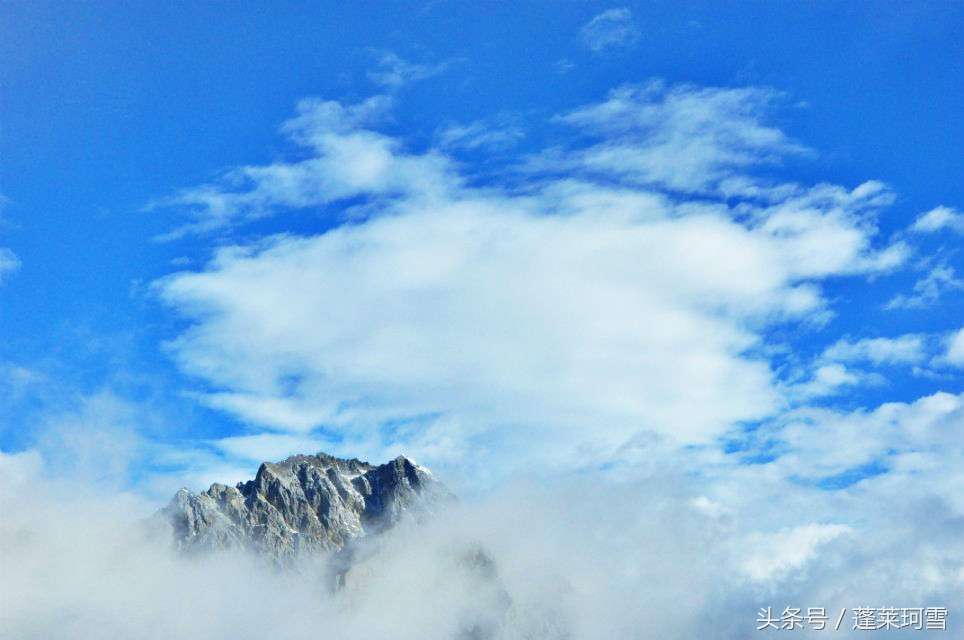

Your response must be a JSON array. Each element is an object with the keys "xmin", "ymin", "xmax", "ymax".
[
  {"xmin": 3, "ymin": 437, "xmax": 964, "ymax": 640},
  {"xmin": 154, "ymin": 83, "xmax": 909, "ymax": 479}
]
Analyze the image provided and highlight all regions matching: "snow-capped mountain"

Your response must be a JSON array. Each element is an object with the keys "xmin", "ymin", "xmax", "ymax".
[{"xmin": 161, "ymin": 452, "xmax": 453, "ymax": 559}]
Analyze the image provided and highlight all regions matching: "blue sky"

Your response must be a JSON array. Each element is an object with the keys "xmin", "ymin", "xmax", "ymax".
[
  {"xmin": 1, "ymin": 1, "xmax": 963, "ymax": 503},
  {"xmin": 7, "ymin": 5, "xmax": 964, "ymax": 634}
]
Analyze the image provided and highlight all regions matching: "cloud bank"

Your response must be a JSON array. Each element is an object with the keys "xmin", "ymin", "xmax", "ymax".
[
  {"xmin": 153, "ymin": 82, "xmax": 910, "ymax": 481},
  {"xmin": 5, "ymin": 401, "xmax": 964, "ymax": 640}
]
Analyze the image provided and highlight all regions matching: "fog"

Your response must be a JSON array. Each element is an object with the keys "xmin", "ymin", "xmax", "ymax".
[{"xmin": 3, "ymin": 448, "xmax": 962, "ymax": 640}]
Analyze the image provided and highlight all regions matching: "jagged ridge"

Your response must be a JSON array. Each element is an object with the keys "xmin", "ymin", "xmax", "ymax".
[{"xmin": 161, "ymin": 452, "xmax": 453, "ymax": 559}]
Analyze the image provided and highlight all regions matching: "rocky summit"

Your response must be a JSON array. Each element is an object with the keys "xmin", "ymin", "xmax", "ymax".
[{"xmin": 160, "ymin": 452, "xmax": 453, "ymax": 559}]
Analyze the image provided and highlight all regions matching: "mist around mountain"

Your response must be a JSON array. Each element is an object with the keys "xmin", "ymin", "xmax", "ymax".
[
  {"xmin": 3, "ymin": 444, "xmax": 962, "ymax": 640},
  {"xmin": 161, "ymin": 452, "xmax": 453, "ymax": 561}
]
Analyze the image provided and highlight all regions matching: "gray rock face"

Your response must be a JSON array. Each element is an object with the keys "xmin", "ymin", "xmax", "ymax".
[{"xmin": 161, "ymin": 452, "xmax": 452, "ymax": 559}]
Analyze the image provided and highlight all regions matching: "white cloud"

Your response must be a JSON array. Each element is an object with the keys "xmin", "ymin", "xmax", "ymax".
[
  {"xmin": 748, "ymin": 181, "xmax": 906, "ymax": 277},
  {"xmin": 554, "ymin": 58, "xmax": 576, "ymax": 74},
  {"xmin": 580, "ymin": 8, "xmax": 640, "ymax": 53},
  {"xmin": 550, "ymin": 82, "xmax": 811, "ymax": 194},
  {"xmin": 945, "ymin": 328, "xmax": 964, "ymax": 367},
  {"xmin": 0, "ymin": 361, "xmax": 44, "ymax": 400},
  {"xmin": 911, "ymin": 205, "xmax": 964, "ymax": 234},
  {"xmin": 821, "ymin": 334, "xmax": 927, "ymax": 366},
  {"xmin": 154, "ymin": 84, "xmax": 909, "ymax": 475},
  {"xmin": 741, "ymin": 523, "xmax": 851, "ymax": 582},
  {"xmin": 366, "ymin": 51, "xmax": 451, "ymax": 89},
  {"xmin": 885, "ymin": 264, "xmax": 964, "ymax": 309},
  {"xmin": 7, "ymin": 395, "xmax": 964, "ymax": 639},
  {"xmin": 157, "ymin": 202, "xmax": 789, "ymax": 447},
  {"xmin": 793, "ymin": 363, "xmax": 864, "ymax": 399},
  {"xmin": 2, "ymin": 384, "xmax": 265, "ymax": 499},
  {"xmin": 436, "ymin": 119, "xmax": 524, "ymax": 152},
  {"xmin": 0, "ymin": 247, "xmax": 20, "ymax": 282},
  {"xmin": 764, "ymin": 391, "xmax": 964, "ymax": 482},
  {"xmin": 212, "ymin": 433, "xmax": 336, "ymax": 463},
  {"xmin": 153, "ymin": 95, "xmax": 457, "ymax": 237},
  {"xmin": 31, "ymin": 391, "xmax": 150, "ymax": 488},
  {"xmin": 789, "ymin": 333, "xmax": 934, "ymax": 399}
]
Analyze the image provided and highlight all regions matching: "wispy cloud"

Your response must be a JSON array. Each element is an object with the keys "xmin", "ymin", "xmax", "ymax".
[
  {"xmin": 762, "ymin": 390, "xmax": 964, "ymax": 483},
  {"xmin": 791, "ymin": 363, "xmax": 867, "ymax": 400},
  {"xmin": 0, "ymin": 247, "xmax": 20, "ymax": 282},
  {"xmin": 944, "ymin": 328, "xmax": 964, "ymax": 368},
  {"xmin": 154, "ymin": 82, "xmax": 908, "ymax": 477},
  {"xmin": 366, "ymin": 51, "xmax": 451, "ymax": 89},
  {"xmin": 435, "ymin": 118, "xmax": 525, "ymax": 152},
  {"xmin": 547, "ymin": 81, "xmax": 812, "ymax": 194},
  {"xmin": 580, "ymin": 8, "xmax": 640, "ymax": 53},
  {"xmin": 151, "ymin": 95, "xmax": 457, "ymax": 238},
  {"xmin": 554, "ymin": 58, "xmax": 576, "ymax": 74},
  {"xmin": 885, "ymin": 263, "xmax": 964, "ymax": 309},
  {"xmin": 911, "ymin": 205, "xmax": 964, "ymax": 234},
  {"xmin": 821, "ymin": 334, "xmax": 928, "ymax": 366}
]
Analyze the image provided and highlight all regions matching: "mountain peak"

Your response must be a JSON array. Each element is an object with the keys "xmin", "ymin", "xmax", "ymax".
[{"xmin": 161, "ymin": 452, "xmax": 453, "ymax": 560}]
